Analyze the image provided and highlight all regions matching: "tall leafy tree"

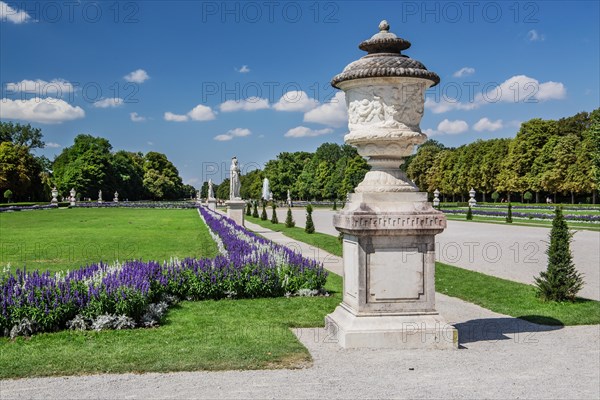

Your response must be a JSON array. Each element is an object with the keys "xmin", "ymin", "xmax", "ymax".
[
  {"xmin": 497, "ymin": 119, "xmax": 557, "ymax": 200},
  {"xmin": 52, "ymin": 134, "xmax": 114, "ymax": 198},
  {"xmin": 407, "ymin": 140, "xmax": 446, "ymax": 191},
  {"xmin": 142, "ymin": 152, "xmax": 184, "ymax": 200},
  {"xmin": 0, "ymin": 122, "xmax": 44, "ymax": 149}
]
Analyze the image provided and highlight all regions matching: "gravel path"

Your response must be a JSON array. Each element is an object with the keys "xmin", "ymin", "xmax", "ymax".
[
  {"xmin": 2, "ymin": 213, "xmax": 599, "ymax": 399},
  {"xmin": 275, "ymin": 208, "xmax": 600, "ymax": 300}
]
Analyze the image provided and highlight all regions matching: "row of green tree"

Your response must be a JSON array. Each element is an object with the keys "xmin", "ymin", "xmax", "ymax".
[
  {"xmin": 0, "ymin": 122, "xmax": 194, "ymax": 202},
  {"xmin": 201, "ymin": 143, "xmax": 370, "ymax": 201},
  {"xmin": 404, "ymin": 108, "xmax": 600, "ymax": 203}
]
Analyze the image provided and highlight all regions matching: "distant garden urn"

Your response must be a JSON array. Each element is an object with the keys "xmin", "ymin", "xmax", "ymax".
[
  {"xmin": 326, "ymin": 20, "xmax": 456, "ymax": 349},
  {"xmin": 468, "ymin": 188, "xmax": 477, "ymax": 207},
  {"xmin": 51, "ymin": 187, "xmax": 58, "ymax": 203},
  {"xmin": 69, "ymin": 188, "xmax": 76, "ymax": 206}
]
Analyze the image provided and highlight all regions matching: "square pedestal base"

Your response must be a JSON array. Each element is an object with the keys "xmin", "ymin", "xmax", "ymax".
[
  {"xmin": 207, "ymin": 199, "xmax": 217, "ymax": 211},
  {"xmin": 226, "ymin": 200, "xmax": 245, "ymax": 227},
  {"xmin": 325, "ymin": 305, "xmax": 458, "ymax": 349}
]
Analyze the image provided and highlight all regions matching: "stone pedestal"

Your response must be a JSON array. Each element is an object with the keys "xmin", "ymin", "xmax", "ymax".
[
  {"xmin": 325, "ymin": 20, "xmax": 456, "ymax": 349},
  {"xmin": 326, "ymin": 192, "xmax": 457, "ymax": 349},
  {"xmin": 226, "ymin": 200, "xmax": 245, "ymax": 227},
  {"xmin": 207, "ymin": 198, "xmax": 217, "ymax": 211}
]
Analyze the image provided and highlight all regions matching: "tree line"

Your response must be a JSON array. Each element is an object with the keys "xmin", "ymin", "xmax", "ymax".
[
  {"xmin": 2, "ymin": 106, "xmax": 598, "ymax": 204},
  {"xmin": 0, "ymin": 123, "xmax": 194, "ymax": 202},
  {"xmin": 404, "ymin": 108, "xmax": 600, "ymax": 204}
]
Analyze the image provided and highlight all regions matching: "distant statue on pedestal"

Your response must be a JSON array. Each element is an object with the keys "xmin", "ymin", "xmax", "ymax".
[
  {"xmin": 208, "ymin": 179, "xmax": 215, "ymax": 200},
  {"xmin": 114, "ymin": 191, "xmax": 119, "ymax": 203},
  {"xmin": 262, "ymin": 178, "xmax": 270, "ymax": 201},
  {"xmin": 98, "ymin": 190, "xmax": 103, "ymax": 203},
  {"xmin": 229, "ymin": 157, "xmax": 241, "ymax": 200}
]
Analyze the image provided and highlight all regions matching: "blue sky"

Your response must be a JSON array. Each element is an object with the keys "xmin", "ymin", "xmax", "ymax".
[{"xmin": 1, "ymin": 1, "xmax": 598, "ymax": 186}]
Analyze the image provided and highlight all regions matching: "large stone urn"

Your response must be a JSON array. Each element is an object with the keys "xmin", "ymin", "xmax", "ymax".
[{"xmin": 325, "ymin": 21, "xmax": 457, "ymax": 349}]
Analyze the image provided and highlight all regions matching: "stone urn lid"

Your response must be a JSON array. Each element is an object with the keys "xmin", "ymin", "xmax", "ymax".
[{"xmin": 331, "ymin": 20, "xmax": 440, "ymax": 88}]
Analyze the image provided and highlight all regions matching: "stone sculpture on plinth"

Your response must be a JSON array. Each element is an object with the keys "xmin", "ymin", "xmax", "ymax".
[
  {"xmin": 325, "ymin": 20, "xmax": 457, "ymax": 349},
  {"xmin": 207, "ymin": 179, "xmax": 217, "ymax": 211},
  {"xmin": 433, "ymin": 189, "xmax": 440, "ymax": 208},
  {"xmin": 468, "ymin": 188, "xmax": 477, "ymax": 207},
  {"xmin": 113, "ymin": 191, "xmax": 119, "ymax": 203},
  {"xmin": 98, "ymin": 190, "xmax": 103, "ymax": 204},
  {"xmin": 69, "ymin": 188, "xmax": 76, "ymax": 206},
  {"xmin": 262, "ymin": 178, "xmax": 270, "ymax": 202},
  {"xmin": 51, "ymin": 187, "xmax": 58, "ymax": 204},
  {"xmin": 226, "ymin": 157, "xmax": 245, "ymax": 226}
]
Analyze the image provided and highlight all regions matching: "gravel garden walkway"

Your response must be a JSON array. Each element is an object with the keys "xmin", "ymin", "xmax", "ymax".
[{"xmin": 2, "ymin": 217, "xmax": 599, "ymax": 399}]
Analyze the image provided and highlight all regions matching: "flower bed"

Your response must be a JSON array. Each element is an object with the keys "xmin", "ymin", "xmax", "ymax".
[
  {"xmin": 0, "ymin": 204, "xmax": 58, "ymax": 213},
  {"xmin": 474, "ymin": 204, "xmax": 600, "ymax": 212},
  {"xmin": 72, "ymin": 201, "xmax": 198, "ymax": 209},
  {"xmin": 0, "ymin": 207, "xmax": 327, "ymax": 338},
  {"xmin": 440, "ymin": 208, "xmax": 600, "ymax": 223}
]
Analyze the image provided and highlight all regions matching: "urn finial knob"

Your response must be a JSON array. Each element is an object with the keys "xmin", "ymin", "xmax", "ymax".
[{"xmin": 379, "ymin": 20, "xmax": 389, "ymax": 32}]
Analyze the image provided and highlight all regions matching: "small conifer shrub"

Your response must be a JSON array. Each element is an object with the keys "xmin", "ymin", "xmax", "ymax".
[
  {"xmin": 506, "ymin": 203, "xmax": 513, "ymax": 223},
  {"xmin": 285, "ymin": 207, "xmax": 295, "ymax": 228},
  {"xmin": 534, "ymin": 207, "xmax": 584, "ymax": 302},
  {"xmin": 305, "ymin": 204, "xmax": 315, "ymax": 234},
  {"xmin": 271, "ymin": 203, "xmax": 278, "ymax": 224}
]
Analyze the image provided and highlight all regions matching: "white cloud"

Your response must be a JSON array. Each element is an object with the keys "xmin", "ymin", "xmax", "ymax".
[
  {"xmin": 437, "ymin": 119, "xmax": 469, "ymax": 135},
  {"xmin": 536, "ymin": 81, "xmax": 567, "ymax": 101},
  {"xmin": 46, "ymin": 142, "xmax": 61, "ymax": 148},
  {"xmin": 124, "ymin": 69, "xmax": 150, "ymax": 83},
  {"xmin": 130, "ymin": 112, "xmax": 146, "ymax": 122},
  {"xmin": 284, "ymin": 126, "xmax": 333, "ymax": 138},
  {"xmin": 188, "ymin": 104, "xmax": 217, "ymax": 121},
  {"xmin": 213, "ymin": 128, "xmax": 252, "ymax": 141},
  {"xmin": 165, "ymin": 104, "xmax": 216, "ymax": 122},
  {"xmin": 527, "ymin": 30, "xmax": 545, "ymax": 42},
  {"xmin": 479, "ymin": 75, "xmax": 566, "ymax": 103},
  {"xmin": 426, "ymin": 75, "xmax": 566, "ymax": 114},
  {"xmin": 5, "ymin": 79, "xmax": 74, "ymax": 95},
  {"xmin": 473, "ymin": 117, "xmax": 503, "ymax": 132},
  {"xmin": 424, "ymin": 97, "xmax": 480, "ymax": 114},
  {"xmin": 303, "ymin": 91, "xmax": 347, "ymax": 127},
  {"xmin": 93, "ymin": 98, "xmax": 124, "ymax": 108},
  {"xmin": 0, "ymin": 1, "xmax": 31, "ymax": 24},
  {"xmin": 0, "ymin": 97, "xmax": 85, "ymax": 124},
  {"xmin": 236, "ymin": 65, "xmax": 250, "ymax": 73},
  {"xmin": 273, "ymin": 91, "xmax": 318, "ymax": 112},
  {"xmin": 164, "ymin": 112, "xmax": 189, "ymax": 122},
  {"xmin": 453, "ymin": 67, "xmax": 475, "ymax": 78},
  {"xmin": 219, "ymin": 97, "xmax": 269, "ymax": 112}
]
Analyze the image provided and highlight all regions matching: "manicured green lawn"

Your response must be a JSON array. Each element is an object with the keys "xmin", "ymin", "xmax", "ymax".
[
  {"xmin": 436, "ymin": 262, "xmax": 600, "ymax": 326},
  {"xmin": 0, "ymin": 274, "xmax": 343, "ymax": 379},
  {"xmin": 0, "ymin": 208, "xmax": 342, "ymax": 379},
  {"xmin": 0, "ymin": 208, "xmax": 218, "ymax": 274},
  {"xmin": 247, "ymin": 216, "xmax": 600, "ymax": 326}
]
